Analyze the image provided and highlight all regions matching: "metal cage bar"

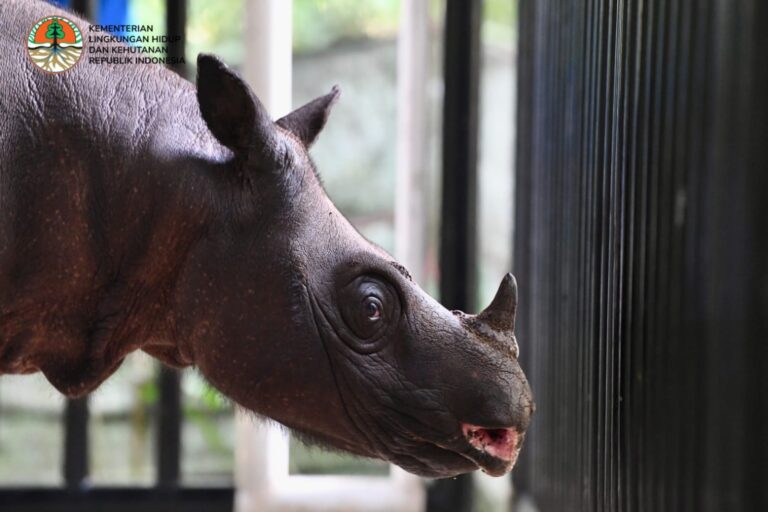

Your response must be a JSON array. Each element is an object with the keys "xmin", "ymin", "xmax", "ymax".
[
  {"xmin": 70, "ymin": 0, "xmax": 92, "ymax": 18},
  {"xmin": 63, "ymin": 397, "xmax": 89, "ymax": 491},
  {"xmin": 155, "ymin": 0, "xmax": 187, "ymax": 491},
  {"xmin": 514, "ymin": 0, "xmax": 768, "ymax": 510},
  {"xmin": 427, "ymin": 1, "xmax": 484, "ymax": 511},
  {"xmin": 0, "ymin": 488, "xmax": 233, "ymax": 512}
]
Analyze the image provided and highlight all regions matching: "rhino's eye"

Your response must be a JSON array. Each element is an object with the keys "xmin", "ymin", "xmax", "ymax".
[
  {"xmin": 337, "ymin": 275, "xmax": 400, "ymax": 350},
  {"xmin": 364, "ymin": 297, "xmax": 382, "ymax": 321}
]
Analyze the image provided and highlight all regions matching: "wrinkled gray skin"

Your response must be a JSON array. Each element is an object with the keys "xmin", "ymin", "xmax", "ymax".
[{"xmin": 0, "ymin": 0, "xmax": 533, "ymax": 477}]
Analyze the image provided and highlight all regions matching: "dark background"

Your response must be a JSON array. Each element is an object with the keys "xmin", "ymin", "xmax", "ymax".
[{"xmin": 513, "ymin": 0, "xmax": 768, "ymax": 510}]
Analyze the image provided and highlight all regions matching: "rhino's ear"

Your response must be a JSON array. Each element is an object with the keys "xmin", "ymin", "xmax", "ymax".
[
  {"xmin": 196, "ymin": 53, "xmax": 277, "ymax": 155},
  {"xmin": 276, "ymin": 86, "xmax": 340, "ymax": 148}
]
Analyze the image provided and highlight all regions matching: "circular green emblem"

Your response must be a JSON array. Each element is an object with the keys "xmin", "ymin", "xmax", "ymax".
[{"xmin": 27, "ymin": 16, "xmax": 83, "ymax": 73}]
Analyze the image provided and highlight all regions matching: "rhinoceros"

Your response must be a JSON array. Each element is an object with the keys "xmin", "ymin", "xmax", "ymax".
[{"xmin": 0, "ymin": 0, "xmax": 533, "ymax": 477}]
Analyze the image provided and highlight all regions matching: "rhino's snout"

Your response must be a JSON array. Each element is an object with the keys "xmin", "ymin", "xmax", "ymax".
[{"xmin": 444, "ymin": 273, "xmax": 534, "ymax": 475}]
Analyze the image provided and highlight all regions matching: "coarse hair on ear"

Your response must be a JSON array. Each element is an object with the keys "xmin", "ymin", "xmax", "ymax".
[
  {"xmin": 276, "ymin": 86, "xmax": 341, "ymax": 148},
  {"xmin": 196, "ymin": 53, "xmax": 278, "ymax": 157}
]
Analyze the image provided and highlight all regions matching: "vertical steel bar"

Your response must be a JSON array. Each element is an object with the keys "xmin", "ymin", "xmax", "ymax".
[
  {"xmin": 428, "ymin": 0, "xmax": 483, "ymax": 511},
  {"xmin": 70, "ymin": 0, "xmax": 92, "ymax": 18},
  {"xmin": 512, "ymin": 0, "xmax": 536, "ymax": 501},
  {"xmin": 64, "ymin": 397, "xmax": 89, "ymax": 490},
  {"xmin": 437, "ymin": 0, "xmax": 481, "ymax": 310},
  {"xmin": 157, "ymin": 367, "xmax": 181, "ymax": 488},
  {"xmin": 165, "ymin": 0, "xmax": 187, "ymax": 77},
  {"xmin": 156, "ymin": 0, "xmax": 187, "ymax": 490}
]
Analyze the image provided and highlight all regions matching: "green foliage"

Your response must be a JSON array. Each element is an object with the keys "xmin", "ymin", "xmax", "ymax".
[
  {"xmin": 138, "ymin": 380, "xmax": 158, "ymax": 405},
  {"xmin": 293, "ymin": 0, "xmax": 400, "ymax": 54},
  {"xmin": 483, "ymin": 0, "xmax": 518, "ymax": 46},
  {"xmin": 128, "ymin": 0, "xmax": 166, "ymax": 55},
  {"xmin": 46, "ymin": 20, "xmax": 64, "ymax": 42},
  {"xmin": 485, "ymin": 0, "xmax": 518, "ymax": 23},
  {"xmin": 288, "ymin": 437, "xmax": 389, "ymax": 476},
  {"xmin": 199, "ymin": 381, "xmax": 230, "ymax": 411},
  {"xmin": 184, "ymin": 407, "xmax": 230, "ymax": 456},
  {"xmin": 186, "ymin": 0, "xmax": 245, "ymax": 67},
  {"xmin": 182, "ymin": 374, "xmax": 232, "ymax": 456}
]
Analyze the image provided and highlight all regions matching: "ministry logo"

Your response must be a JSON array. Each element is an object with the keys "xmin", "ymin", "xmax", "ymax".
[{"xmin": 27, "ymin": 16, "xmax": 83, "ymax": 73}]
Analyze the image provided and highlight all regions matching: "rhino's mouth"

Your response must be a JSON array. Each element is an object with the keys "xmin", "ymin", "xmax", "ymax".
[{"xmin": 457, "ymin": 423, "xmax": 523, "ymax": 476}]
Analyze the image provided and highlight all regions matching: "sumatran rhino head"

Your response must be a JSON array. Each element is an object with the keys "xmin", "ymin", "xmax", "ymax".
[{"xmin": 176, "ymin": 55, "xmax": 534, "ymax": 478}]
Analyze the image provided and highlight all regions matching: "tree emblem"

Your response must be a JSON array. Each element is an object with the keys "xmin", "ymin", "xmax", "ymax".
[
  {"xmin": 27, "ymin": 15, "xmax": 83, "ymax": 73},
  {"xmin": 45, "ymin": 19, "xmax": 65, "ymax": 48}
]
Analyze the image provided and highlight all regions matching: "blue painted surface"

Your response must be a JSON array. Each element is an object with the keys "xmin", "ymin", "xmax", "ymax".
[
  {"xmin": 99, "ymin": 0, "xmax": 129, "ymax": 29},
  {"xmin": 46, "ymin": 0, "xmax": 129, "ymax": 35}
]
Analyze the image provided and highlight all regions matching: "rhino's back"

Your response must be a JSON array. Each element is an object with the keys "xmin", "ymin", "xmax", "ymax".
[
  {"xmin": 0, "ymin": 0, "xmax": 200, "ymax": 152},
  {"xmin": 0, "ymin": 0, "xmax": 221, "ymax": 313}
]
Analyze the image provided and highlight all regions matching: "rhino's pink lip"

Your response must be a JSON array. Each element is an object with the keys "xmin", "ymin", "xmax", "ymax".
[{"xmin": 459, "ymin": 423, "xmax": 521, "ymax": 476}]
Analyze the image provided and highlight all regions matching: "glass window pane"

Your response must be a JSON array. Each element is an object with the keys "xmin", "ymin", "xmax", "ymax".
[
  {"xmin": 477, "ymin": 0, "xmax": 517, "ymax": 310},
  {"xmin": 0, "ymin": 374, "xmax": 64, "ymax": 486},
  {"xmin": 289, "ymin": 437, "xmax": 389, "ymax": 476},
  {"xmin": 294, "ymin": 35, "xmax": 398, "ymax": 253},
  {"xmin": 181, "ymin": 371, "xmax": 234, "ymax": 485},
  {"xmin": 474, "ymin": 0, "xmax": 518, "ymax": 510},
  {"xmin": 89, "ymin": 352, "xmax": 156, "ymax": 485}
]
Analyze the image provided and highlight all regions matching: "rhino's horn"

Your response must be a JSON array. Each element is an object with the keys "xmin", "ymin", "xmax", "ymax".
[
  {"xmin": 196, "ymin": 53, "xmax": 280, "ymax": 159},
  {"xmin": 476, "ymin": 273, "xmax": 518, "ymax": 333},
  {"xmin": 277, "ymin": 86, "xmax": 340, "ymax": 148}
]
